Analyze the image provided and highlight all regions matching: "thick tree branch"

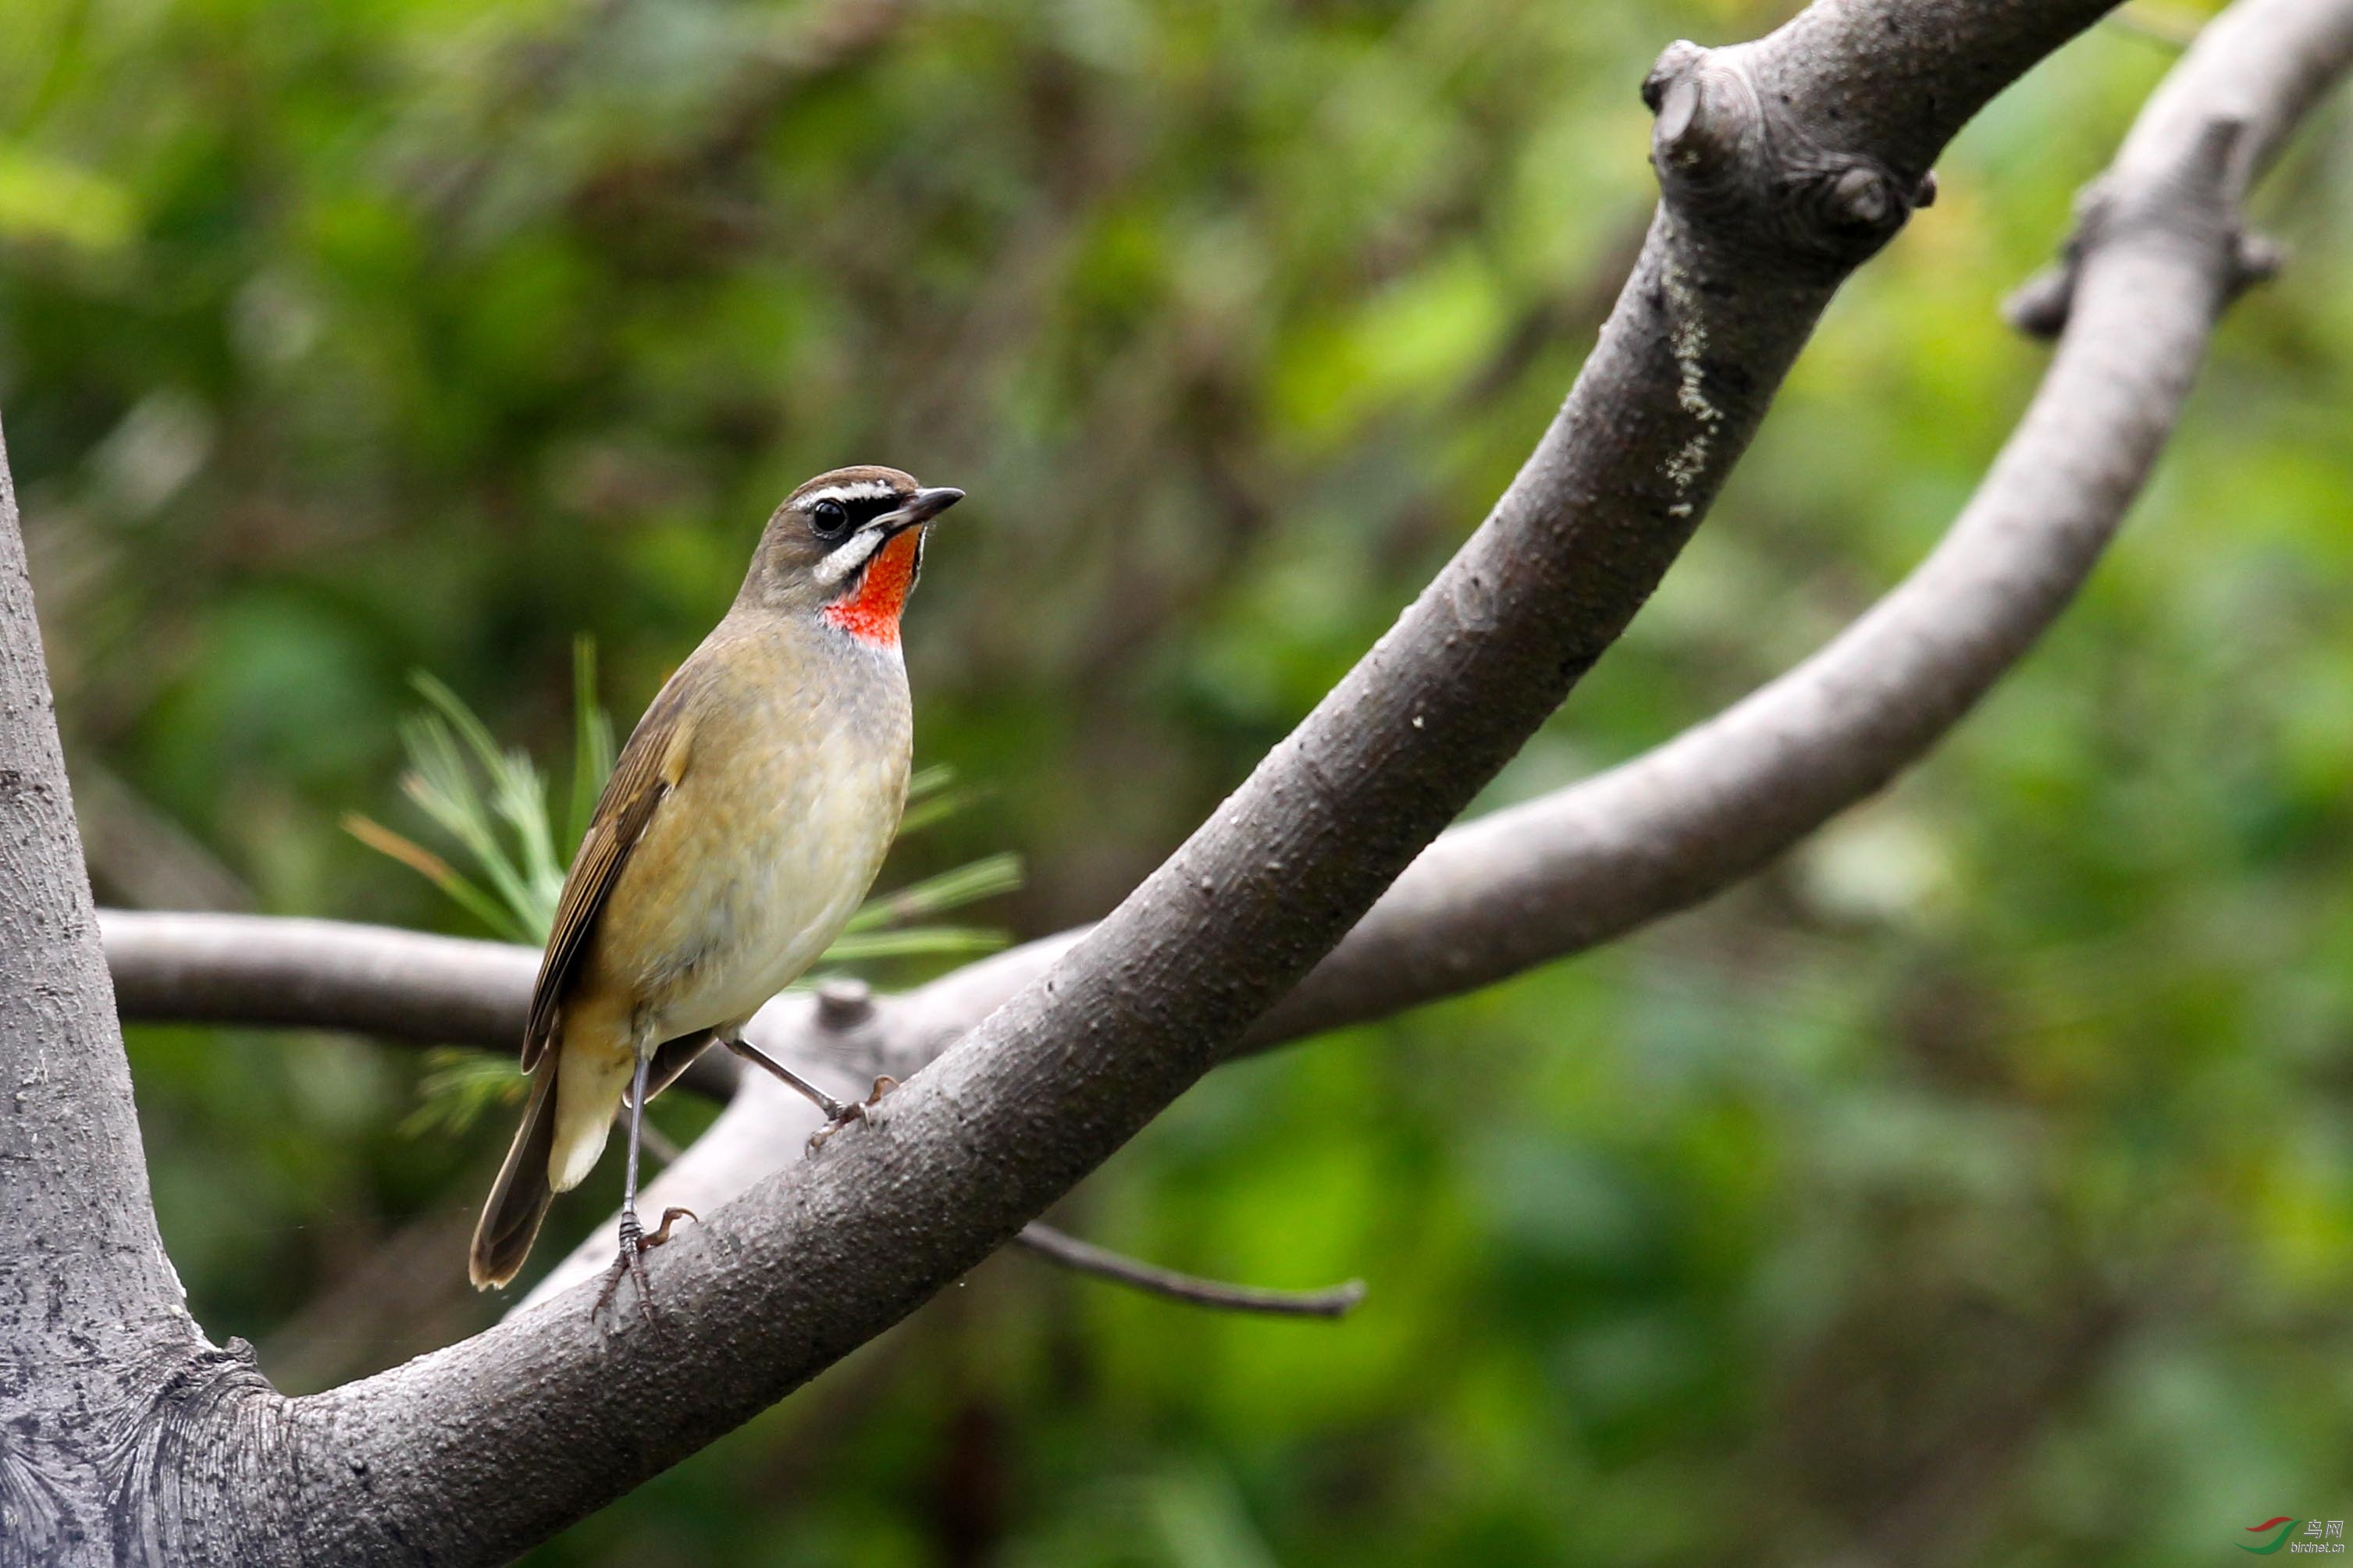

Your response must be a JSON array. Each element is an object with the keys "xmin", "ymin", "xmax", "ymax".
[
  {"xmin": 0, "ymin": 425, "xmax": 226, "ymax": 1556},
  {"xmin": 88, "ymin": 0, "xmax": 2157, "ymax": 1314},
  {"xmin": 504, "ymin": 0, "xmax": 2353, "ymax": 1317},
  {"xmin": 245, "ymin": 5, "xmax": 2145, "ymax": 1562}
]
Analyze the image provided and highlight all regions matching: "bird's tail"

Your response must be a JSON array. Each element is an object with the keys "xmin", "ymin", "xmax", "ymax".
[{"xmin": 468, "ymin": 1053, "xmax": 561, "ymax": 1290}]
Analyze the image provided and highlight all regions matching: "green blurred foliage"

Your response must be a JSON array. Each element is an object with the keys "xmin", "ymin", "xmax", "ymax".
[{"xmin": 7, "ymin": 0, "xmax": 2353, "ymax": 1561}]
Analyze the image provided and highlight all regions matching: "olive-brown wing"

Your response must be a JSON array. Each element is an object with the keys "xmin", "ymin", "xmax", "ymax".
[{"xmin": 522, "ymin": 677, "xmax": 696, "ymax": 1068}]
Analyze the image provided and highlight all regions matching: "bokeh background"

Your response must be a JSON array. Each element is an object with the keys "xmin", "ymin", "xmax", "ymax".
[{"xmin": 7, "ymin": 0, "xmax": 2353, "ymax": 1561}]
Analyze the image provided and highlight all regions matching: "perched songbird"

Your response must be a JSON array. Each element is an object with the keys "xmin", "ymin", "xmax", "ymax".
[{"xmin": 468, "ymin": 466, "xmax": 964, "ymax": 1307}]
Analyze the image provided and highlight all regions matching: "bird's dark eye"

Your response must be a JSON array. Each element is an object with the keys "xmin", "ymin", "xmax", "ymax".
[{"xmin": 809, "ymin": 499, "xmax": 851, "ymax": 539}]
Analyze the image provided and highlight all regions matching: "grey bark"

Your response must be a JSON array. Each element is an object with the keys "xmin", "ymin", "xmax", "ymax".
[
  {"xmin": 8, "ymin": 0, "xmax": 2348, "ymax": 1562},
  {"xmin": 0, "ymin": 423, "xmax": 273, "ymax": 1562},
  {"xmin": 98, "ymin": 912, "xmax": 744, "ymax": 1101}
]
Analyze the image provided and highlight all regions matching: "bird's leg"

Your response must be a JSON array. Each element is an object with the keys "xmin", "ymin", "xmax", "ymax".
[
  {"xmin": 722, "ymin": 1036, "xmax": 896, "ymax": 1155},
  {"xmin": 593, "ymin": 1051, "xmax": 678, "ymax": 1332}
]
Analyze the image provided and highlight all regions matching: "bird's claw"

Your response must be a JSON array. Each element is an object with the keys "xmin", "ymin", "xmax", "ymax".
[
  {"xmin": 593, "ymin": 1206, "xmax": 694, "ymax": 1334},
  {"xmin": 806, "ymin": 1075, "xmax": 898, "ymax": 1155}
]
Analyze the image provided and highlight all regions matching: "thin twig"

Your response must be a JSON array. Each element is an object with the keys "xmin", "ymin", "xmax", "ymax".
[{"xmin": 1013, "ymin": 1222, "xmax": 1366, "ymax": 1319}]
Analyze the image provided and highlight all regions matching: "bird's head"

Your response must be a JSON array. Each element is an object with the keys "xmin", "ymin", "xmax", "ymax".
[{"xmin": 742, "ymin": 465, "xmax": 964, "ymax": 645}]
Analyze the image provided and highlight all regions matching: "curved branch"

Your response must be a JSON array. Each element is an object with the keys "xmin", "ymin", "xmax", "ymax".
[
  {"xmin": 265, "ymin": 4, "xmax": 2146, "ymax": 1562},
  {"xmin": 93, "ymin": 0, "xmax": 2353, "ymax": 1075}
]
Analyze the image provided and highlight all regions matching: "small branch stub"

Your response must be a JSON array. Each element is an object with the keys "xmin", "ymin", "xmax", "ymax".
[
  {"xmin": 2005, "ymin": 111, "xmax": 2276, "ymax": 340},
  {"xmin": 1643, "ymin": 39, "xmax": 1929, "ymax": 269},
  {"xmin": 815, "ymin": 977, "xmax": 874, "ymax": 1031},
  {"xmin": 2233, "ymin": 228, "xmax": 2287, "ymax": 288}
]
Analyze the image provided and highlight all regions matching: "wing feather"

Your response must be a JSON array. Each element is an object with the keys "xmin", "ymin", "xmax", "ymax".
[{"xmin": 522, "ymin": 678, "xmax": 695, "ymax": 1067}]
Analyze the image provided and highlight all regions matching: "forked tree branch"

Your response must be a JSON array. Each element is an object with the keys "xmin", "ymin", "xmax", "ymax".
[
  {"xmin": 12, "ymin": 0, "xmax": 2348, "ymax": 1562},
  {"xmin": 274, "ymin": 4, "xmax": 2138, "ymax": 1561},
  {"xmin": 511, "ymin": 0, "xmax": 2353, "ymax": 1309},
  {"xmin": 101, "ymin": 0, "xmax": 2353, "ymax": 1317}
]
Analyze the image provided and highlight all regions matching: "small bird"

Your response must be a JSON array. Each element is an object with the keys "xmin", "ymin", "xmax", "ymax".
[{"xmin": 468, "ymin": 465, "xmax": 963, "ymax": 1310}]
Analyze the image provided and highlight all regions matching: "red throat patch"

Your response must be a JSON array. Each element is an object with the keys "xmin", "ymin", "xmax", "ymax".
[{"xmin": 821, "ymin": 528, "xmax": 922, "ymax": 646}]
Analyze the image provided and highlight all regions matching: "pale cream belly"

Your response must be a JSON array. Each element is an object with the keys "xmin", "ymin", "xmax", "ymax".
[
  {"xmin": 542, "ymin": 631, "xmax": 910, "ymax": 1193},
  {"xmin": 593, "ymin": 709, "xmax": 907, "ymax": 1044}
]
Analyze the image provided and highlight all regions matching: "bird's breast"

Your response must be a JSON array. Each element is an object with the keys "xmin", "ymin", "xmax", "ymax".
[{"xmin": 590, "ymin": 635, "xmax": 912, "ymax": 1040}]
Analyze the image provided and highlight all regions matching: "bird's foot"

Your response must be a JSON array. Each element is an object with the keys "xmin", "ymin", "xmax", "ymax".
[
  {"xmin": 806, "ymin": 1075, "xmax": 898, "ymax": 1155},
  {"xmin": 592, "ymin": 1207, "xmax": 698, "ymax": 1332}
]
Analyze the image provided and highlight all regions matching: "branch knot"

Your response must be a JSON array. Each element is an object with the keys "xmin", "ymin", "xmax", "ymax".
[
  {"xmin": 1643, "ymin": 40, "xmax": 1930, "ymax": 272},
  {"xmin": 815, "ymin": 977, "xmax": 874, "ymax": 1031},
  {"xmin": 2004, "ymin": 112, "xmax": 2275, "ymax": 340}
]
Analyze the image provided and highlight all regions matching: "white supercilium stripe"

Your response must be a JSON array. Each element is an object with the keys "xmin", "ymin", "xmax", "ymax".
[{"xmin": 801, "ymin": 480, "xmax": 897, "ymax": 507}]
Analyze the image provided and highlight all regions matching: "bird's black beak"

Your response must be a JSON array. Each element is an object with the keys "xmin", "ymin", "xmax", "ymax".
[{"xmin": 877, "ymin": 486, "xmax": 964, "ymax": 535}]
